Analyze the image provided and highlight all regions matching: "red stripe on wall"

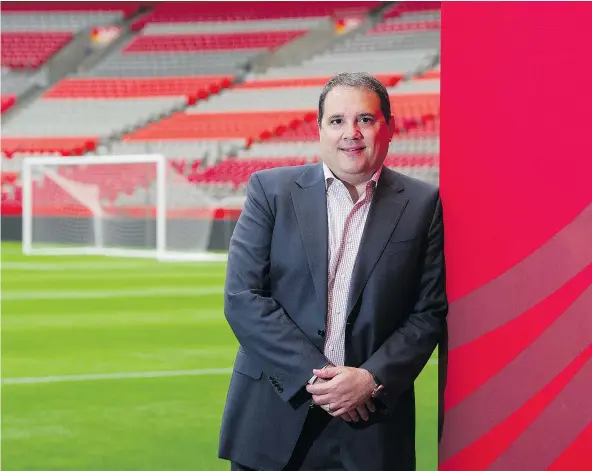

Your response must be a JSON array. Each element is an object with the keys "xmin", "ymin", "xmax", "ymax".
[
  {"xmin": 547, "ymin": 421, "xmax": 592, "ymax": 471},
  {"xmin": 439, "ymin": 2, "xmax": 592, "ymax": 469},
  {"xmin": 439, "ymin": 345, "xmax": 592, "ymax": 471},
  {"xmin": 444, "ymin": 263, "xmax": 592, "ymax": 410}
]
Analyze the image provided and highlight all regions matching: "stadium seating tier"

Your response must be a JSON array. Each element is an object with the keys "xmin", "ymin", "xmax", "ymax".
[
  {"xmin": 133, "ymin": 2, "xmax": 381, "ymax": 26},
  {"xmin": 1, "ymin": 32, "xmax": 73, "ymax": 69},
  {"xmin": 123, "ymin": 31, "xmax": 307, "ymax": 53},
  {"xmin": 43, "ymin": 77, "xmax": 234, "ymax": 99}
]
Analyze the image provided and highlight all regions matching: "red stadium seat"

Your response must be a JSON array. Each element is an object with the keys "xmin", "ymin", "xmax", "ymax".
[
  {"xmin": 1, "ymin": 32, "xmax": 73, "ymax": 70},
  {"xmin": 123, "ymin": 111, "xmax": 311, "ymax": 141},
  {"xmin": 132, "ymin": 1, "xmax": 380, "ymax": 28},
  {"xmin": 233, "ymin": 73, "xmax": 440, "ymax": 91},
  {"xmin": 1, "ymin": 138, "xmax": 99, "ymax": 156},
  {"xmin": 1, "ymin": 172, "xmax": 18, "ymax": 185},
  {"xmin": 1, "ymin": 2, "xmax": 139, "ymax": 16},
  {"xmin": 189, "ymin": 157, "xmax": 308, "ymax": 189},
  {"xmin": 1, "ymin": 95, "xmax": 17, "ymax": 113},
  {"xmin": 367, "ymin": 20, "xmax": 441, "ymax": 35},
  {"xmin": 123, "ymin": 31, "xmax": 307, "ymax": 53},
  {"xmin": 383, "ymin": 154, "xmax": 440, "ymax": 168},
  {"xmin": 43, "ymin": 77, "xmax": 234, "ymax": 99},
  {"xmin": 383, "ymin": 1, "xmax": 441, "ymax": 19}
]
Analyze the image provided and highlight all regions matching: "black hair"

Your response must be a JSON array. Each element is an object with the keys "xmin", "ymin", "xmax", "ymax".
[{"xmin": 317, "ymin": 72, "xmax": 391, "ymax": 127}]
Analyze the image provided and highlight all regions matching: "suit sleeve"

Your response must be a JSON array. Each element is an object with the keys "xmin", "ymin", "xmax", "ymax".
[
  {"xmin": 360, "ymin": 194, "xmax": 448, "ymax": 412},
  {"xmin": 224, "ymin": 173, "xmax": 330, "ymax": 404}
]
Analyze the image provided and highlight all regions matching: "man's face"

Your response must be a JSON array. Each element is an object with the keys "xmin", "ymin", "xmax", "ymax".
[{"xmin": 319, "ymin": 85, "xmax": 395, "ymax": 185}]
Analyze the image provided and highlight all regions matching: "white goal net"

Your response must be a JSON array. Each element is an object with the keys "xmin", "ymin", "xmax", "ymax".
[{"xmin": 21, "ymin": 154, "xmax": 241, "ymax": 262}]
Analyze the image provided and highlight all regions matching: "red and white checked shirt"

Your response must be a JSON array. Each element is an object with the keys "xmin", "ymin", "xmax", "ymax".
[{"xmin": 322, "ymin": 163, "xmax": 382, "ymax": 366}]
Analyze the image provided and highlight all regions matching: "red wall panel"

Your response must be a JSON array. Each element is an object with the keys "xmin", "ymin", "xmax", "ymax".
[{"xmin": 439, "ymin": 2, "xmax": 592, "ymax": 470}]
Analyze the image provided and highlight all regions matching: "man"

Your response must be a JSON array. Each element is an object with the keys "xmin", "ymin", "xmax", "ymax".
[{"xmin": 219, "ymin": 72, "xmax": 448, "ymax": 470}]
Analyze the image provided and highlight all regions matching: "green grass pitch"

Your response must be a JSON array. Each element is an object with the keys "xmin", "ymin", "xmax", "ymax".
[{"xmin": 1, "ymin": 241, "xmax": 438, "ymax": 471}]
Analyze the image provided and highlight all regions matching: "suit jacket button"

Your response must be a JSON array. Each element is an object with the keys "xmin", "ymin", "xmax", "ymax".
[{"xmin": 317, "ymin": 330, "xmax": 326, "ymax": 338}]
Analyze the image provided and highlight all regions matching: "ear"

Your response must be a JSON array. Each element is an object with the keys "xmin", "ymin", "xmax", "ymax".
[{"xmin": 387, "ymin": 115, "xmax": 396, "ymax": 139}]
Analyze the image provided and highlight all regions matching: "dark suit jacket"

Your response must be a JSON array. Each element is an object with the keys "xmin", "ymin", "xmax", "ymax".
[{"xmin": 219, "ymin": 162, "xmax": 448, "ymax": 471}]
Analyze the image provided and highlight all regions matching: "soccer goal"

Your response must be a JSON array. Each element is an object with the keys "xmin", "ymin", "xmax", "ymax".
[{"xmin": 21, "ymin": 154, "xmax": 239, "ymax": 262}]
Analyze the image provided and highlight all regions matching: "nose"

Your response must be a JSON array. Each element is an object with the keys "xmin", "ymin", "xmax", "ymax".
[{"xmin": 344, "ymin": 121, "xmax": 362, "ymax": 140}]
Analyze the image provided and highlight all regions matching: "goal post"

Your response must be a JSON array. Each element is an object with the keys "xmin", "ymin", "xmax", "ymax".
[{"xmin": 21, "ymin": 154, "xmax": 236, "ymax": 262}]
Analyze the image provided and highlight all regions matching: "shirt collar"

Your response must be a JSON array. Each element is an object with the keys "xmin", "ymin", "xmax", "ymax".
[{"xmin": 322, "ymin": 162, "xmax": 382, "ymax": 191}]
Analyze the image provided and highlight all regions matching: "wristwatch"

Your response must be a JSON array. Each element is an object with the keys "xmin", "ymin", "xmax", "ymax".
[{"xmin": 308, "ymin": 363, "xmax": 332, "ymax": 385}]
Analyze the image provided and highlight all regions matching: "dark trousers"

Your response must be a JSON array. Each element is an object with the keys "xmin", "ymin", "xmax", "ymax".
[{"xmin": 231, "ymin": 406, "xmax": 344, "ymax": 470}]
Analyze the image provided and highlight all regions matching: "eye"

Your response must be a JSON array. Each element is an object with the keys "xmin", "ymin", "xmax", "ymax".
[
  {"xmin": 329, "ymin": 118, "xmax": 343, "ymax": 125},
  {"xmin": 359, "ymin": 116, "xmax": 375, "ymax": 124}
]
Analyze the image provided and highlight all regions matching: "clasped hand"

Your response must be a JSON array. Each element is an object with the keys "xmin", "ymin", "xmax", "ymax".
[{"xmin": 305, "ymin": 366, "xmax": 378, "ymax": 422}]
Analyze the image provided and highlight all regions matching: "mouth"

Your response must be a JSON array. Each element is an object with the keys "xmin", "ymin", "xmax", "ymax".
[{"xmin": 339, "ymin": 146, "xmax": 366, "ymax": 153}]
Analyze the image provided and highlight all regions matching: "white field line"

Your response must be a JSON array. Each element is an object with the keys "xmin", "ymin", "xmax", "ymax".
[
  {"xmin": 2, "ymin": 309, "xmax": 227, "ymax": 331},
  {"xmin": 0, "ymin": 246, "xmax": 35, "ymax": 255},
  {"xmin": 4, "ymin": 270, "xmax": 226, "ymax": 281},
  {"xmin": 2, "ymin": 368, "xmax": 234, "ymax": 385},
  {"xmin": 1, "ymin": 286, "xmax": 224, "ymax": 301},
  {"xmin": 2, "ymin": 307, "xmax": 225, "ymax": 325},
  {"xmin": 2, "ymin": 261, "xmax": 226, "ymax": 271},
  {"xmin": 2, "ymin": 359, "xmax": 439, "ymax": 385}
]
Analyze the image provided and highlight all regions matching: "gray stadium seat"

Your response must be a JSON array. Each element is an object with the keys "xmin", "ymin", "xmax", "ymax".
[
  {"xmin": 81, "ymin": 50, "xmax": 260, "ymax": 78},
  {"xmin": 142, "ymin": 18, "xmax": 326, "ymax": 35},
  {"xmin": 1, "ymin": 12, "xmax": 125, "ymax": 32},
  {"xmin": 1, "ymin": 98, "xmax": 185, "ymax": 137}
]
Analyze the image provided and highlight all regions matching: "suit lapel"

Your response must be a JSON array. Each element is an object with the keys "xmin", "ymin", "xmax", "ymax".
[
  {"xmin": 291, "ymin": 163, "xmax": 329, "ymax": 314},
  {"xmin": 347, "ymin": 168, "xmax": 408, "ymax": 317}
]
